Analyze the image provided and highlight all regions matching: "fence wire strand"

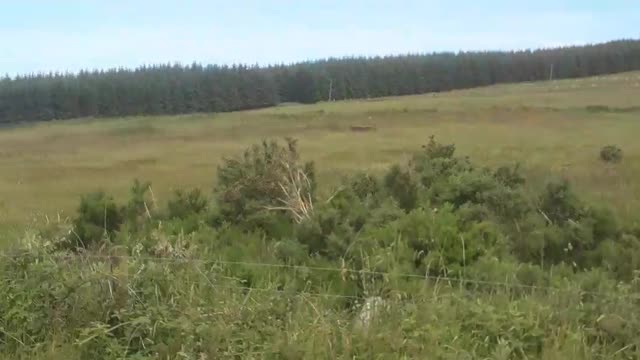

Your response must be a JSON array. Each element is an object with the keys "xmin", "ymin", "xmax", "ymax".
[{"xmin": 1, "ymin": 252, "xmax": 639, "ymax": 299}]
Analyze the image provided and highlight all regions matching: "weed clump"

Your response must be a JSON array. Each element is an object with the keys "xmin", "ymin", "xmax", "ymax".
[{"xmin": 600, "ymin": 145, "xmax": 623, "ymax": 163}]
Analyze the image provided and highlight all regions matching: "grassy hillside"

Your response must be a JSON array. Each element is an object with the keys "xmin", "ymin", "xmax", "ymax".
[{"xmin": 2, "ymin": 72, "xmax": 640, "ymax": 241}]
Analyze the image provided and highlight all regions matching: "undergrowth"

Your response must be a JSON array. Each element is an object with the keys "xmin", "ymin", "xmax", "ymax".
[{"xmin": 1, "ymin": 137, "xmax": 639, "ymax": 359}]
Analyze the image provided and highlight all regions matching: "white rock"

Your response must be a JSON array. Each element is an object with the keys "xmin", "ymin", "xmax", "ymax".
[{"xmin": 356, "ymin": 296, "xmax": 386, "ymax": 329}]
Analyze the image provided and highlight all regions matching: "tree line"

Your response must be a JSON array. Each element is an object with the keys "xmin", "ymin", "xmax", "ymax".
[{"xmin": 1, "ymin": 39, "xmax": 640, "ymax": 124}]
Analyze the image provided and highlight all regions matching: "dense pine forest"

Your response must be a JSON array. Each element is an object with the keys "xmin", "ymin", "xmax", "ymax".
[{"xmin": 1, "ymin": 39, "xmax": 640, "ymax": 124}]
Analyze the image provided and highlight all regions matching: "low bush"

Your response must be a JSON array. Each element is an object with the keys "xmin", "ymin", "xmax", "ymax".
[
  {"xmin": 600, "ymin": 145, "xmax": 623, "ymax": 163},
  {"xmin": 67, "ymin": 191, "xmax": 122, "ymax": 250},
  {"xmin": 166, "ymin": 188, "xmax": 208, "ymax": 219},
  {"xmin": 122, "ymin": 179, "xmax": 155, "ymax": 233},
  {"xmin": 215, "ymin": 137, "xmax": 316, "ymax": 225},
  {"xmin": 383, "ymin": 164, "xmax": 419, "ymax": 211}
]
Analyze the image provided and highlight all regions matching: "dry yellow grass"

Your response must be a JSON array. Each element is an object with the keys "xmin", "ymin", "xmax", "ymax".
[{"xmin": 1, "ymin": 72, "xmax": 640, "ymax": 241}]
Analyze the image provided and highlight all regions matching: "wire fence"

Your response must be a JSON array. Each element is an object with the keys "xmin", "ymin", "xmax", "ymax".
[
  {"xmin": 1, "ymin": 252, "xmax": 638, "ymax": 300},
  {"xmin": 2, "ymin": 251, "xmax": 639, "ymax": 358}
]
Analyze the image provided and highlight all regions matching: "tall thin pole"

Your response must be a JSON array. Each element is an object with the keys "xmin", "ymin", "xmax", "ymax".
[
  {"xmin": 328, "ymin": 79, "xmax": 333, "ymax": 101},
  {"xmin": 549, "ymin": 64, "xmax": 554, "ymax": 81}
]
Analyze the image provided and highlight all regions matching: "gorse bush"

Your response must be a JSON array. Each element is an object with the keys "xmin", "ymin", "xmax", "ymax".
[
  {"xmin": 163, "ymin": 188, "xmax": 209, "ymax": 234},
  {"xmin": 122, "ymin": 179, "xmax": 155, "ymax": 232},
  {"xmin": 422, "ymin": 135, "xmax": 456, "ymax": 159},
  {"xmin": 5, "ymin": 136, "xmax": 640, "ymax": 359},
  {"xmin": 383, "ymin": 164, "xmax": 418, "ymax": 211},
  {"xmin": 348, "ymin": 172, "xmax": 381, "ymax": 201},
  {"xmin": 600, "ymin": 145, "xmax": 623, "ymax": 163},
  {"xmin": 539, "ymin": 179, "xmax": 583, "ymax": 224},
  {"xmin": 68, "ymin": 191, "xmax": 122, "ymax": 250},
  {"xmin": 387, "ymin": 206, "xmax": 500, "ymax": 276},
  {"xmin": 166, "ymin": 188, "xmax": 208, "ymax": 219},
  {"xmin": 215, "ymin": 137, "xmax": 316, "ymax": 226},
  {"xmin": 494, "ymin": 163, "xmax": 526, "ymax": 188},
  {"xmin": 59, "ymin": 137, "xmax": 640, "ymax": 278}
]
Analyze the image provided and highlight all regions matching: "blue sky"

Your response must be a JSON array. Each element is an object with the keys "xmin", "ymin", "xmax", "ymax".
[{"xmin": 1, "ymin": 0, "xmax": 638, "ymax": 75}]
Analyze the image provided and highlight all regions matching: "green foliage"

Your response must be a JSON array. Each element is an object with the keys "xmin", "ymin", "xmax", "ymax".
[
  {"xmin": 122, "ymin": 179, "xmax": 154, "ymax": 231},
  {"xmin": 411, "ymin": 137, "xmax": 473, "ymax": 189},
  {"xmin": 600, "ymin": 145, "xmax": 623, "ymax": 163},
  {"xmin": 540, "ymin": 179, "xmax": 583, "ymax": 224},
  {"xmin": 162, "ymin": 189, "xmax": 209, "ymax": 235},
  {"xmin": 347, "ymin": 172, "xmax": 381, "ymax": 201},
  {"xmin": 215, "ymin": 138, "xmax": 315, "ymax": 226},
  {"xmin": 6, "ymin": 137, "xmax": 640, "ymax": 358},
  {"xmin": 166, "ymin": 188, "xmax": 208, "ymax": 219},
  {"xmin": 295, "ymin": 201, "xmax": 357, "ymax": 258},
  {"xmin": 432, "ymin": 169, "xmax": 498, "ymax": 208},
  {"xmin": 395, "ymin": 206, "xmax": 500, "ymax": 275},
  {"xmin": 494, "ymin": 163, "xmax": 526, "ymax": 188},
  {"xmin": 273, "ymin": 238, "xmax": 309, "ymax": 264},
  {"xmin": 422, "ymin": 135, "xmax": 456, "ymax": 159},
  {"xmin": 383, "ymin": 165, "xmax": 418, "ymax": 211},
  {"xmin": 68, "ymin": 191, "xmax": 122, "ymax": 250}
]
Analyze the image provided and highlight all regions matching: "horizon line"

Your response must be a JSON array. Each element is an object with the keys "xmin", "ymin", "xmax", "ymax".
[{"xmin": 3, "ymin": 37, "xmax": 638, "ymax": 79}]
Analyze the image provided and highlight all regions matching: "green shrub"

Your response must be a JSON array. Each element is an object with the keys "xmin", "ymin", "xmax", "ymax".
[
  {"xmin": 215, "ymin": 138, "xmax": 316, "ymax": 225},
  {"xmin": 68, "ymin": 191, "xmax": 123, "ymax": 250},
  {"xmin": 122, "ymin": 179, "xmax": 155, "ymax": 232},
  {"xmin": 539, "ymin": 180, "xmax": 583, "ymax": 224},
  {"xmin": 273, "ymin": 239, "xmax": 309, "ymax": 264},
  {"xmin": 161, "ymin": 188, "xmax": 210, "ymax": 234},
  {"xmin": 509, "ymin": 212, "xmax": 548, "ymax": 264},
  {"xmin": 596, "ymin": 234, "xmax": 640, "ymax": 280},
  {"xmin": 431, "ymin": 169, "xmax": 498, "ymax": 208},
  {"xmin": 295, "ymin": 202, "xmax": 357, "ymax": 257},
  {"xmin": 383, "ymin": 165, "xmax": 418, "ymax": 211},
  {"xmin": 422, "ymin": 135, "xmax": 455, "ymax": 159},
  {"xmin": 600, "ymin": 145, "xmax": 623, "ymax": 163},
  {"xmin": 167, "ymin": 188, "xmax": 208, "ymax": 219},
  {"xmin": 393, "ymin": 206, "xmax": 498, "ymax": 275},
  {"xmin": 347, "ymin": 172, "xmax": 381, "ymax": 201},
  {"xmin": 587, "ymin": 206, "xmax": 620, "ymax": 240},
  {"xmin": 456, "ymin": 203, "xmax": 492, "ymax": 225},
  {"xmin": 483, "ymin": 185, "xmax": 532, "ymax": 221},
  {"xmin": 515, "ymin": 197, "xmax": 625, "ymax": 272},
  {"xmin": 494, "ymin": 163, "xmax": 526, "ymax": 188},
  {"xmin": 363, "ymin": 199, "xmax": 405, "ymax": 229},
  {"xmin": 411, "ymin": 137, "xmax": 473, "ymax": 188}
]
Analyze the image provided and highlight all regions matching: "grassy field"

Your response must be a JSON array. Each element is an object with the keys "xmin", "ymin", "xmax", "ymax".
[
  {"xmin": 2, "ymin": 72, "xmax": 640, "ymax": 359},
  {"xmin": 1, "ymin": 72, "xmax": 640, "ymax": 242}
]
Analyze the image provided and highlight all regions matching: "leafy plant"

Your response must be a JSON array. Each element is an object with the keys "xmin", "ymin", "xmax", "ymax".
[
  {"xmin": 539, "ymin": 180, "xmax": 582, "ymax": 224},
  {"xmin": 68, "ymin": 191, "xmax": 123, "ymax": 250},
  {"xmin": 383, "ymin": 165, "xmax": 418, "ymax": 212},
  {"xmin": 166, "ymin": 188, "xmax": 208, "ymax": 219},
  {"xmin": 215, "ymin": 138, "xmax": 316, "ymax": 225},
  {"xmin": 422, "ymin": 135, "xmax": 455, "ymax": 159},
  {"xmin": 123, "ymin": 179, "xmax": 154, "ymax": 231},
  {"xmin": 494, "ymin": 163, "xmax": 526, "ymax": 188}
]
